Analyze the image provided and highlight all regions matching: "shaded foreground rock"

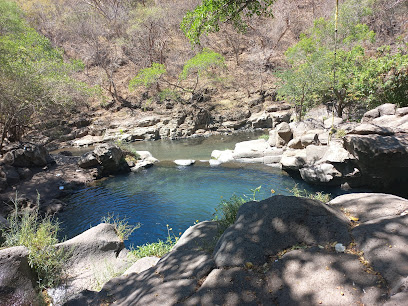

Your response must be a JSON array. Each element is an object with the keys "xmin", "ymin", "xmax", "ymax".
[
  {"xmin": 185, "ymin": 249, "xmax": 385, "ymax": 305},
  {"xmin": 2, "ymin": 143, "xmax": 53, "ymax": 168},
  {"xmin": 213, "ymin": 195, "xmax": 351, "ymax": 267},
  {"xmin": 62, "ymin": 195, "xmax": 408, "ymax": 305},
  {"xmin": 330, "ymin": 193, "xmax": 408, "ymax": 300},
  {"xmin": 0, "ymin": 246, "xmax": 38, "ymax": 305}
]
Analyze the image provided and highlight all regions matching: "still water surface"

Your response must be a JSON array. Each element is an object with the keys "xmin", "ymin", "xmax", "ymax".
[
  {"xmin": 59, "ymin": 164, "xmax": 319, "ymax": 247},
  {"xmin": 59, "ymin": 132, "xmax": 351, "ymax": 247}
]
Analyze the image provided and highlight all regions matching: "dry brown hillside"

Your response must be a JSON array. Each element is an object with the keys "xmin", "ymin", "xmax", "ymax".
[{"xmin": 15, "ymin": 0, "xmax": 408, "ymax": 121}]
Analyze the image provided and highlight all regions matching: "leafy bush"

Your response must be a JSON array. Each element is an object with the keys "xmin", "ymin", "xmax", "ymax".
[
  {"xmin": 0, "ymin": 0, "xmax": 94, "ymax": 150},
  {"xmin": 128, "ymin": 63, "xmax": 166, "ymax": 92},
  {"xmin": 213, "ymin": 195, "xmax": 246, "ymax": 231},
  {"xmin": 258, "ymin": 134, "xmax": 269, "ymax": 140},
  {"xmin": 276, "ymin": 0, "xmax": 408, "ymax": 119},
  {"xmin": 115, "ymin": 140, "xmax": 141, "ymax": 160},
  {"xmin": 181, "ymin": 0, "xmax": 274, "ymax": 45},
  {"xmin": 128, "ymin": 224, "xmax": 178, "ymax": 259},
  {"xmin": 2, "ymin": 194, "xmax": 68, "ymax": 288},
  {"xmin": 214, "ymin": 186, "xmax": 262, "ymax": 231},
  {"xmin": 101, "ymin": 213, "xmax": 140, "ymax": 242}
]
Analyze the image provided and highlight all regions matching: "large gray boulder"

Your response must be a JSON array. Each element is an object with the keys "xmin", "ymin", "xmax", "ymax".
[
  {"xmin": 77, "ymin": 152, "xmax": 98, "ymax": 169},
  {"xmin": 280, "ymin": 149, "xmax": 306, "ymax": 171},
  {"xmin": 348, "ymin": 123, "xmax": 394, "ymax": 136},
  {"xmin": 300, "ymin": 142, "xmax": 359, "ymax": 185},
  {"xmin": 2, "ymin": 143, "xmax": 52, "ymax": 167},
  {"xmin": 78, "ymin": 143, "xmax": 130, "ymax": 177},
  {"xmin": 362, "ymin": 108, "xmax": 380, "ymax": 122},
  {"xmin": 68, "ymin": 221, "xmax": 220, "ymax": 306},
  {"xmin": 300, "ymin": 163, "xmax": 343, "ymax": 184},
  {"xmin": 232, "ymin": 139, "xmax": 269, "ymax": 159},
  {"xmin": 247, "ymin": 111, "xmax": 273, "ymax": 128},
  {"xmin": 290, "ymin": 119, "xmax": 325, "ymax": 138},
  {"xmin": 0, "ymin": 246, "xmax": 38, "ymax": 305},
  {"xmin": 213, "ymin": 195, "xmax": 351, "ymax": 267},
  {"xmin": 275, "ymin": 122, "xmax": 293, "ymax": 147},
  {"xmin": 50, "ymin": 223, "xmax": 130, "ymax": 302},
  {"xmin": 377, "ymin": 103, "xmax": 397, "ymax": 116},
  {"xmin": 343, "ymin": 134, "xmax": 408, "ymax": 187}
]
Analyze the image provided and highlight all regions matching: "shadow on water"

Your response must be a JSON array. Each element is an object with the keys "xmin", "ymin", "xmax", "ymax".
[{"xmin": 59, "ymin": 162, "xmax": 369, "ymax": 248}]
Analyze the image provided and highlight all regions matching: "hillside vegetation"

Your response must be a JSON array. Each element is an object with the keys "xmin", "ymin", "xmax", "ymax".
[{"xmin": 0, "ymin": 0, "xmax": 407, "ymax": 144}]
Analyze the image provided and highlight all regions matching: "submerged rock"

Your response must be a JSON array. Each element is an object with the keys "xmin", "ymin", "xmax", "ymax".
[{"xmin": 174, "ymin": 159, "xmax": 195, "ymax": 166}]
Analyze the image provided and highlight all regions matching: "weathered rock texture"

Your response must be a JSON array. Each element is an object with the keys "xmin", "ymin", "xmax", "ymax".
[
  {"xmin": 78, "ymin": 143, "xmax": 130, "ymax": 178},
  {"xmin": 48, "ymin": 223, "xmax": 131, "ymax": 304},
  {"xmin": 210, "ymin": 103, "xmax": 408, "ymax": 193},
  {"xmin": 62, "ymin": 194, "xmax": 408, "ymax": 306},
  {"xmin": 0, "ymin": 246, "xmax": 38, "ymax": 305}
]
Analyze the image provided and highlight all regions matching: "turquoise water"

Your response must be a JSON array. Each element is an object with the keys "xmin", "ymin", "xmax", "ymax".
[{"xmin": 59, "ymin": 164, "xmax": 323, "ymax": 247}]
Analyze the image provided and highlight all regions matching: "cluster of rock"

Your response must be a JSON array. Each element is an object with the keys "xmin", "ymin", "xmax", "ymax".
[
  {"xmin": 0, "ymin": 143, "xmax": 53, "ymax": 192},
  {"xmin": 211, "ymin": 103, "xmax": 408, "ymax": 191},
  {"xmin": 50, "ymin": 193, "xmax": 408, "ymax": 305},
  {"xmin": 69, "ymin": 101, "xmax": 292, "ymax": 148},
  {"xmin": 78, "ymin": 143, "xmax": 158, "ymax": 178}
]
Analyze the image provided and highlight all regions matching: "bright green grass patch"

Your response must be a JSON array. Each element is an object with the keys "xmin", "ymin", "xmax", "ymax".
[{"xmin": 128, "ymin": 225, "xmax": 179, "ymax": 260}]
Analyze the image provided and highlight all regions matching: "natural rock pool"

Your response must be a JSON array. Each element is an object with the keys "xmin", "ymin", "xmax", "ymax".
[
  {"xmin": 59, "ymin": 163, "xmax": 348, "ymax": 247},
  {"xmin": 58, "ymin": 131, "xmax": 360, "ymax": 247}
]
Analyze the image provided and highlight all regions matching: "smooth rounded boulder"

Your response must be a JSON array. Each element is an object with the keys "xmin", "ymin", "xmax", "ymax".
[{"xmin": 213, "ymin": 195, "xmax": 351, "ymax": 267}]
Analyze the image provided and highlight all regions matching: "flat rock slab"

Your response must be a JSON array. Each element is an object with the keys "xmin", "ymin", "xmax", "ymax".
[
  {"xmin": 184, "ymin": 248, "xmax": 385, "ymax": 305},
  {"xmin": 183, "ymin": 267, "xmax": 267, "ymax": 305},
  {"xmin": 329, "ymin": 193, "xmax": 408, "ymax": 222},
  {"xmin": 213, "ymin": 195, "xmax": 351, "ymax": 267},
  {"xmin": 352, "ymin": 215, "xmax": 408, "ymax": 291},
  {"xmin": 154, "ymin": 249, "xmax": 214, "ymax": 281},
  {"xmin": 94, "ymin": 269, "xmax": 197, "ymax": 306},
  {"xmin": 123, "ymin": 257, "xmax": 160, "ymax": 275},
  {"xmin": 266, "ymin": 248, "xmax": 385, "ymax": 305}
]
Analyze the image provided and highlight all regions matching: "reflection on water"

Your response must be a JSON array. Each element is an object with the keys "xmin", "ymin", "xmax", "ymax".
[
  {"xmin": 60, "ymin": 164, "xmax": 318, "ymax": 247},
  {"xmin": 127, "ymin": 130, "xmax": 267, "ymax": 160}
]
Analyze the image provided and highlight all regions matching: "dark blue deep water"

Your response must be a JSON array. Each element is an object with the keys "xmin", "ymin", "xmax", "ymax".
[{"xmin": 59, "ymin": 164, "xmax": 329, "ymax": 247}]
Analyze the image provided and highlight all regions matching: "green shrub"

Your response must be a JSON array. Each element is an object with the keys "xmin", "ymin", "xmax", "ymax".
[
  {"xmin": 101, "ymin": 213, "xmax": 140, "ymax": 242},
  {"xmin": 213, "ymin": 195, "xmax": 246, "ymax": 231},
  {"xmin": 289, "ymin": 184, "xmax": 331, "ymax": 203},
  {"xmin": 213, "ymin": 186, "xmax": 262, "ymax": 231},
  {"xmin": 128, "ymin": 224, "xmax": 178, "ymax": 259},
  {"xmin": 115, "ymin": 140, "xmax": 141, "ymax": 160},
  {"xmin": 2, "ymin": 193, "xmax": 68, "ymax": 288},
  {"xmin": 258, "ymin": 134, "xmax": 269, "ymax": 140}
]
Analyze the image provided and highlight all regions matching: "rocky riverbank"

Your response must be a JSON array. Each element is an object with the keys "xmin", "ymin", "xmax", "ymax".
[
  {"xmin": 210, "ymin": 103, "xmax": 408, "ymax": 195},
  {"xmin": 3, "ymin": 192, "xmax": 406, "ymax": 305},
  {"xmin": 0, "ymin": 142, "xmax": 158, "ymax": 217}
]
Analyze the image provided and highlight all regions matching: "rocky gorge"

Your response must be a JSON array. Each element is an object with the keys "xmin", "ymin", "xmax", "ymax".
[{"xmin": 1, "ymin": 102, "xmax": 408, "ymax": 305}]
